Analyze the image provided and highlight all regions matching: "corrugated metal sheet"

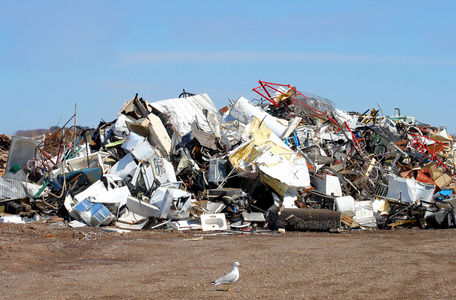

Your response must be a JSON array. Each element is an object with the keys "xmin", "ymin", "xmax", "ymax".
[{"xmin": 0, "ymin": 177, "xmax": 27, "ymax": 200}]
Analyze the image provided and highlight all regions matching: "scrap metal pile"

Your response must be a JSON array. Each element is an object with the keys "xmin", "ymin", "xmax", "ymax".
[{"xmin": 1, "ymin": 80, "xmax": 455, "ymax": 232}]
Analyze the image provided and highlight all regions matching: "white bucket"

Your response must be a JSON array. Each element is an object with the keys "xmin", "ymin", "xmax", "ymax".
[{"xmin": 335, "ymin": 196, "xmax": 355, "ymax": 213}]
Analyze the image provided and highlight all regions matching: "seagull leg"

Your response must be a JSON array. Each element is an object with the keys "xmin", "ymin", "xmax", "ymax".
[{"xmin": 226, "ymin": 283, "xmax": 231, "ymax": 293}]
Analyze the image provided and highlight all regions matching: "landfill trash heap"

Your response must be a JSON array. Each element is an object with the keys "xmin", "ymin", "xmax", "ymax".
[{"xmin": 1, "ymin": 80, "xmax": 455, "ymax": 232}]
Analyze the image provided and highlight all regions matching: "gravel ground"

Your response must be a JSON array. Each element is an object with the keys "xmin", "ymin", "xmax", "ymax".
[{"xmin": 1, "ymin": 220, "xmax": 456, "ymax": 299}]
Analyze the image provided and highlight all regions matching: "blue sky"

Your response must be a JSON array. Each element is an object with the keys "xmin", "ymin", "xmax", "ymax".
[{"xmin": 1, "ymin": 0, "xmax": 455, "ymax": 135}]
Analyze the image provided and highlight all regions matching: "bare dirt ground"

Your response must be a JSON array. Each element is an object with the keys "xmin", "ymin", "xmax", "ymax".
[{"xmin": 1, "ymin": 220, "xmax": 456, "ymax": 300}]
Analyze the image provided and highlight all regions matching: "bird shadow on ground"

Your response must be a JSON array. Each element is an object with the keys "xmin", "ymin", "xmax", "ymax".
[{"xmin": 215, "ymin": 289, "xmax": 230, "ymax": 292}]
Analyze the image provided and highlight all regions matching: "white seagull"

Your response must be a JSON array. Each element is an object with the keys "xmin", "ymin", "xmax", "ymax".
[{"xmin": 210, "ymin": 262, "xmax": 241, "ymax": 292}]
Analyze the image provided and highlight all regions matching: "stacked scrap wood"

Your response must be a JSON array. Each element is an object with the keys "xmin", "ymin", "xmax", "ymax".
[{"xmin": 0, "ymin": 134, "xmax": 10, "ymax": 176}]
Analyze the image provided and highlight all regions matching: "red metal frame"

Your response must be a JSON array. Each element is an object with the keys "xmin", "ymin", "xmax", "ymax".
[
  {"xmin": 409, "ymin": 134, "xmax": 449, "ymax": 170},
  {"xmin": 345, "ymin": 122, "xmax": 365, "ymax": 156},
  {"xmin": 34, "ymin": 114, "xmax": 77, "ymax": 174},
  {"xmin": 252, "ymin": 81, "xmax": 292, "ymax": 107},
  {"xmin": 252, "ymin": 80, "xmax": 338, "ymax": 125}
]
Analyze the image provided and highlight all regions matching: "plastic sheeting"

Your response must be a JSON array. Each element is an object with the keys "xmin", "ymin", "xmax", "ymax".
[
  {"xmin": 150, "ymin": 93, "xmax": 218, "ymax": 137},
  {"xmin": 386, "ymin": 174, "xmax": 435, "ymax": 204}
]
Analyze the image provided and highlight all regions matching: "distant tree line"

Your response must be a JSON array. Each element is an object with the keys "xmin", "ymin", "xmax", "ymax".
[{"xmin": 14, "ymin": 125, "xmax": 91, "ymax": 138}]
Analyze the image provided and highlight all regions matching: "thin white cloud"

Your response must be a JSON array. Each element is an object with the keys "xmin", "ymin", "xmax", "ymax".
[
  {"xmin": 122, "ymin": 51, "xmax": 456, "ymax": 66},
  {"xmin": 88, "ymin": 80, "xmax": 157, "ymax": 91}
]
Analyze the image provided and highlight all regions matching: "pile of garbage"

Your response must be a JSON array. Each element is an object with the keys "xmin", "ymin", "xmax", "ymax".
[{"xmin": 1, "ymin": 80, "xmax": 455, "ymax": 232}]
